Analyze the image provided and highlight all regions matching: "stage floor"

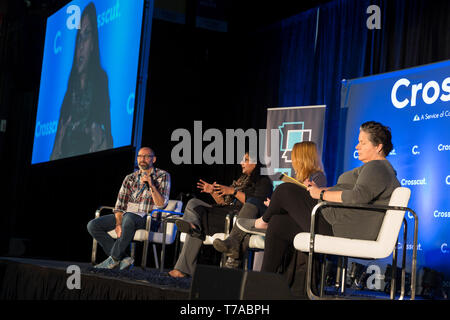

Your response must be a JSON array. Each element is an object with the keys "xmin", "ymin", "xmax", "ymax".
[
  {"xmin": 0, "ymin": 256, "xmax": 436, "ymax": 302},
  {"xmin": 0, "ymin": 257, "xmax": 190, "ymax": 300}
]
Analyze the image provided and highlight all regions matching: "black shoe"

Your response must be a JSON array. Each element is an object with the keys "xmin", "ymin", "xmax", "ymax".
[
  {"xmin": 213, "ymin": 238, "xmax": 239, "ymax": 259},
  {"xmin": 175, "ymin": 219, "xmax": 192, "ymax": 233},
  {"xmin": 175, "ymin": 220, "xmax": 204, "ymax": 240}
]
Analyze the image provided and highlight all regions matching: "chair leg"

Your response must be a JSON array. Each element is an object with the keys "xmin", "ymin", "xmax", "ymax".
[
  {"xmin": 335, "ymin": 257, "xmax": 342, "ymax": 291},
  {"xmin": 141, "ymin": 240, "xmax": 149, "ymax": 269},
  {"xmin": 306, "ymin": 251, "xmax": 321, "ymax": 300},
  {"xmin": 173, "ymin": 232, "xmax": 181, "ymax": 266},
  {"xmin": 244, "ymin": 250, "xmax": 254, "ymax": 271},
  {"xmin": 130, "ymin": 242, "xmax": 136, "ymax": 260},
  {"xmin": 390, "ymin": 239, "xmax": 398, "ymax": 300},
  {"xmin": 399, "ymin": 219, "xmax": 408, "ymax": 300},
  {"xmin": 319, "ymin": 255, "xmax": 327, "ymax": 297},
  {"xmin": 340, "ymin": 257, "xmax": 348, "ymax": 294},
  {"xmin": 153, "ymin": 244, "xmax": 159, "ymax": 269},
  {"xmin": 91, "ymin": 239, "xmax": 98, "ymax": 265}
]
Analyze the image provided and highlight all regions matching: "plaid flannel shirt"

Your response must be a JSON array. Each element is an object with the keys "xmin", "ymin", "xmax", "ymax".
[{"xmin": 114, "ymin": 168, "xmax": 171, "ymax": 215}]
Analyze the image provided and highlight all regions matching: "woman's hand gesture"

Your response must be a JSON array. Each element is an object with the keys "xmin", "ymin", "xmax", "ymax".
[
  {"xmin": 213, "ymin": 184, "xmax": 234, "ymax": 196},
  {"xmin": 197, "ymin": 179, "xmax": 215, "ymax": 194}
]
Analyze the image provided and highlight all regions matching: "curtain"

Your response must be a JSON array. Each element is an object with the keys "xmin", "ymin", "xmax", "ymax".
[{"xmin": 261, "ymin": 0, "xmax": 450, "ymax": 184}]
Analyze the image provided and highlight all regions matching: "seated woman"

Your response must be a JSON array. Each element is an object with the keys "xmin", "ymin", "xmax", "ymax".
[
  {"xmin": 168, "ymin": 152, "xmax": 272, "ymax": 278},
  {"xmin": 237, "ymin": 121, "xmax": 400, "ymax": 274},
  {"xmin": 213, "ymin": 141, "xmax": 326, "ymax": 264}
]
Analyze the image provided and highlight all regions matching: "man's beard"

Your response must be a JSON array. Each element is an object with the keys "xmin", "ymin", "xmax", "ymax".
[{"xmin": 138, "ymin": 162, "xmax": 150, "ymax": 170}]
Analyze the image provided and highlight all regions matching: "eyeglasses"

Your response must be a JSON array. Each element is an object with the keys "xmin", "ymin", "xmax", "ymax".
[{"xmin": 137, "ymin": 154, "xmax": 153, "ymax": 159}]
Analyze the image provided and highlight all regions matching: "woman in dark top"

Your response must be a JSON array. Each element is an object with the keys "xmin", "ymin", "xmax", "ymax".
[
  {"xmin": 168, "ymin": 152, "xmax": 272, "ymax": 278},
  {"xmin": 51, "ymin": 2, "xmax": 112, "ymax": 161},
  {"xmin": 237, "ymin": 121, "xmax": 400, "ymax": 274},
  {"xmin": 214, "ymin": 141, "xmax": 326, "ymax": 264}
]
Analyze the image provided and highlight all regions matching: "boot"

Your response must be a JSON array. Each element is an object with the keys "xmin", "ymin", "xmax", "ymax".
[
  {"xmin": 224, "ymin": 256, "xmax": 241, "ymax": 269},
  {"xmin": 213, "ymin": 237, "xmax": 241, "ymax": 259},
  {"xmin": 213, "ymin": 202, "xmax": 259, "ymax": 259}
]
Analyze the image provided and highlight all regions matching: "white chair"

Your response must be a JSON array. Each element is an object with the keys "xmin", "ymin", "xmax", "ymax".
[
  {"xmin": 244, "ymin": 235, "xmax": 265, "ymax": 270},
  {"xmin": 91, "ymin": 200, "xmax": 183, "ymax": 269},
  {"xmin": 293, "ymin": 187, "xmax": 418, "ymax": 300}
]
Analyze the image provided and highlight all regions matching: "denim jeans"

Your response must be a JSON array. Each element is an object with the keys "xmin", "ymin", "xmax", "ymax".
[{"xmin": 87, "ymin": 212, "xmax": 146, "ymax": 260}]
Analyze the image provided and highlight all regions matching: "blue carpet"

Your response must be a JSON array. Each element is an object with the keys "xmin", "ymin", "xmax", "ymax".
[{"xmin": 86, "ymin": 266, "xmax": 192, "ymax": 290}]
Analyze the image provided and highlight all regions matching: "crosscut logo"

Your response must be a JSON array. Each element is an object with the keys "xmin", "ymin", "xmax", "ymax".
[
  {"xmin": 434, "ymin": 210, "xmax": 450, "ymax": 218},
  {"xmin": 391, "ymin": 77, "xmax": 450, "ymax": 109},
  {"xmin": 35, "ymin": 121, "xmax": 57, "ymax": 138},
  {"xmin": 446, "ymin": 175, "xmax": 450, "ymax": 185},
  {"xmin": 398, "ymin": 241, "xmax": 422, "ymax": 251},
  {"xmin": 438, "ymin": 144, "xmax": 450, "ymax": 151},
  {"xmin": 401, "ymin": 177, "xmax": 427, "ymax": 186},
  {"xmin": 97, "ymin": 0, "xmax": 121, "ymax": 28}
]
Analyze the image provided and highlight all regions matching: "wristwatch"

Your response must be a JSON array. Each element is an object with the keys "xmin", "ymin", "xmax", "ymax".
[{"xmin": 320, "ymin": 189, "xmax": 326, "ymax": 201}]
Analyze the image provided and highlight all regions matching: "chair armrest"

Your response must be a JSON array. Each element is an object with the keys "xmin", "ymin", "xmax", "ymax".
[
  {"xmin": 309, "ymin": 201, "xmax": 417, "ymax": 237},
  {"xmin": 150, "ymin": 208, "xmax": 183, "ymax": 220},
  {"xmin": 94, "ymin": 206, "xmax": 115, "ymax": 218},
  {"xmin": 308, "ymin": 201, "xmax": 418, "ymax": 253},
  {"xmin": 315, "ymin": 201, "xmax": 413, "ymax": 213},
  {"xmin": 153, "ymin": 210, "xmax": 184, "ymax": 226},
  {"xmin": 144, "ymin": 209, "xmax": 183, "ymax": 232}
]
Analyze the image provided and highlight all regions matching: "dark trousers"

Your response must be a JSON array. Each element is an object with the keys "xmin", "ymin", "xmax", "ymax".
[
  {"xmin": 261, "ymin": 183, "xmax": 333, "ymax": 273},
  {"xmin": 87, "ymin": 212, "xmax": 147, "ymax": 261}
]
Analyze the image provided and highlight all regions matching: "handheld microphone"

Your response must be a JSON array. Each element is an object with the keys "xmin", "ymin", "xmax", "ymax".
[{"xmin": 142, "ymin": 171, "xmax": 150, "ymax": 190}]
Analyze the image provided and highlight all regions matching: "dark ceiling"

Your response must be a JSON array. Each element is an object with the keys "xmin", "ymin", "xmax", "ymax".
[
  {"xmin": 230, "ymin": 0, "xmax": 333, "ymax": 31},
  {"xmin": 1, "ymin": 0, "xmax": 334, "ymax": 32}
]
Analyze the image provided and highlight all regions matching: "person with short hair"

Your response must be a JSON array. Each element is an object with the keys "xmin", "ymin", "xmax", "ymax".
[
  {"xmin": 237, "ymin": 121, "xmax": 400, "ymax": 274},
  {"xmin": 87, "ymin": 147, "xmax": 171, "ymax": 270}
]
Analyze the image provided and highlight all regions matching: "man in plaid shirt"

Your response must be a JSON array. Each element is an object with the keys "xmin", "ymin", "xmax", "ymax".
[{"xmin": 87, "ymin": 147, "xmax": 171, "ymax": 270}]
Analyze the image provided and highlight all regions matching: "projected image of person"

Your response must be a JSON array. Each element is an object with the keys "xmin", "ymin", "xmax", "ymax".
[
  {"xmin": 51, "ymin": 2, "xmax": 112, "ymax": 160},
  {"xmin": 237, "ymin": 121, "xmax": 400, "ymax": 275}
]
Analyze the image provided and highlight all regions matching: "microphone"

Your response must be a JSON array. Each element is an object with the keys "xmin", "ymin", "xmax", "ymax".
[{"xmin": 142, "ymin": 171, "xmax": 150, "ymax": 190}]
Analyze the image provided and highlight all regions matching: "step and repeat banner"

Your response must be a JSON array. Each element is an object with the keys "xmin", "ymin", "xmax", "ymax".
[{"xmin": 340, "ymin": 60, "xmax": 450, "ymax": 282}]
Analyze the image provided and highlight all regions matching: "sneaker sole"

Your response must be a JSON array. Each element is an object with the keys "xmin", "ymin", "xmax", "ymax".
[
  {"xmin": 120, "ymin": 259, "xmax": 134, "ymax": 270},
  {"xmin": 236, "ymin": 220, "xmax": 267, "ymax": 236}
]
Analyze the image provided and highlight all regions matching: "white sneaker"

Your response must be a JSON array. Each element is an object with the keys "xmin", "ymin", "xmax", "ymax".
[
  {"xmin": 119, "ymin": 257, "xmax": 134, "ymax": 270},
  {"xmin": 94, "ymin": 256, "xmax": 120, "ymax": 269}
]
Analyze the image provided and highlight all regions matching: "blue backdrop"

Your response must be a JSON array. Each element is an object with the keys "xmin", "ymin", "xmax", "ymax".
[
  {"xmin": 32, "ymin": 0, "xmax": 144, "ymax": 164},
  {"xmin": 340, "ymin": 59, "xmax": 450, "ymax": 277}
]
